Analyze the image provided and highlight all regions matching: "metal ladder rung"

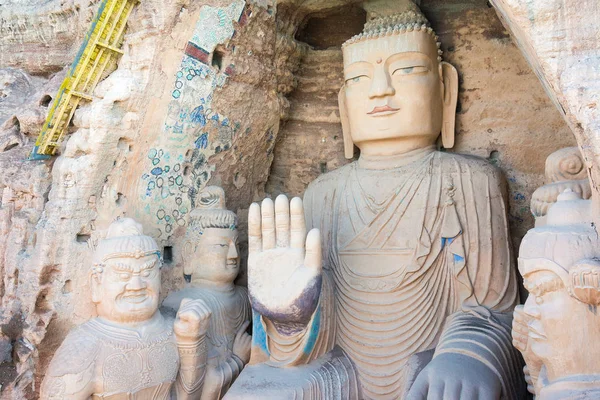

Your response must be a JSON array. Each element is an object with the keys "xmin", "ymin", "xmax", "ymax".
[
  {"xmin": 96, "ymin": 41, "xmax": 124, "ymax": 54},
  {"xmin": 69, "ymin": 91, "xmax": 94, "ymax": 101}
]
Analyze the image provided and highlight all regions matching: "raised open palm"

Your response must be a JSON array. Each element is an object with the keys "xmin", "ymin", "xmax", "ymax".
[{"xmin": 247, "ymin": 195, "xmax": 322, "ymax": 330}]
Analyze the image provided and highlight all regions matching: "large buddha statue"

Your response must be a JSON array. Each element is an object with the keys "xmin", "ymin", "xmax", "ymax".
[
  {"xmin": 226, "ymin": 6, "xmax": 525, "ymax": 400},
  {"xmin": 40, "ymin": 218, "xmax": 211, "ymax": 399}
]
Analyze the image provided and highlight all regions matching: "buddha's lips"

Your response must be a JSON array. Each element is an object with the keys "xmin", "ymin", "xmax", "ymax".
[{"xmin": 367, "ymin": 105, "xmax": 399, "ymax": 115}]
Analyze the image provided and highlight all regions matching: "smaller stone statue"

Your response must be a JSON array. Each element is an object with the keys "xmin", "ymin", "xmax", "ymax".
[
  {"xmin": 163, "ymin": 186, "xmax": 251, "ymax": 399},
  {"xmin": 530, "ymin": 147, "xmax": 591, "ymax": 226},
  {"xmin": 40, "ymin": 218, "xmax": 210, "ymax": 399},
  {"xmin": 513, "ymin": 190, "xmax": 600, "ymax": 399}
]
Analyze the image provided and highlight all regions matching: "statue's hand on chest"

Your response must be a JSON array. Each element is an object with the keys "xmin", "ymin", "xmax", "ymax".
[{"xmin": 247, "ymin": 195, "xmax": 322, "ymax": 332}]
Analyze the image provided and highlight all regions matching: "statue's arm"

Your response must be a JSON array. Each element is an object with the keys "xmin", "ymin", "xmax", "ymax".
[
  {"xmin": 40, "ymin": 329, "xmax": 97, "ymax": 400},
  {"xmin": 175, "ymin": 335, "xmax": 208, "ymax": 398},
  {"xmin": 433, "ymin": 163, "xmax": 525, "ymax": 398},
  {"xmin": 173, "ymin": 299, "xmax": 212, "ymax": 399}
]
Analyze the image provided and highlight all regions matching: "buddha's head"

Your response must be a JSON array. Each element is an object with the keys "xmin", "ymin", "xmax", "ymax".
[
  {"xmin": 91, "ymin": 218, "xmax": 162, "ymax": 324},
  {"xmin": 183, "ymin": 186, "xmax": 239, "ymax": 285},
  {"xmin": 340, "ymin": 8, "xmax": 458, "ymax": 158},
  {"xmin": 519, "ymin": 191, "xmax": 600, "ymax": 381}
]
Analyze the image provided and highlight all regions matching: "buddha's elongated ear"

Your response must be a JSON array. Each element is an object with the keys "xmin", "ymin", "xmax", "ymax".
[
  {"xmin": 338, "ymin": 86, "xmax": 354, "ymax": 159},
  {"xmin": 182, "ymin": 241, "xmax": 194, "ymax": 276},
  {"xmin": 440, "ymin": 61, "xmax": 458, "ymax": 149}
]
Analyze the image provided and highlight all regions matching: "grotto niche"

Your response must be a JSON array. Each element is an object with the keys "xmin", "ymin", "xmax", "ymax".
[{"xmin": 0, "ymin": 0, "xmax": 597, "ymax": 398}]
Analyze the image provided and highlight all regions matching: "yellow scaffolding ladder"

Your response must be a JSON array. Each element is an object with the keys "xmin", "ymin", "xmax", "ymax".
[{"xmin": 30, "ymin": 0, "xmax": 138, "ymax": 159}]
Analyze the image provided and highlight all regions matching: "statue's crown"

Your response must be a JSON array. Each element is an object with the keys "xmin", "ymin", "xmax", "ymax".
[
  {"xmin": 342, "ymin": 10, "xmax": 442, "ymax": 61},
  {"xmin": 93, "ymin": 218, "xmax": 160, "ymax": 264},
  {"xmin": 520, "ymin": 190, "xmax": 600, "ymax": 304}
]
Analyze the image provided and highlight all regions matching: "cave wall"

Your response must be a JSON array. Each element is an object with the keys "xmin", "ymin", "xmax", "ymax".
[
  {"xmin": 0, "ymin": 0, "xmax": 280, "ymax": 397},
  {"xmin": 0, "ymin": 0, "xmax": 581, "ymax": 397}
]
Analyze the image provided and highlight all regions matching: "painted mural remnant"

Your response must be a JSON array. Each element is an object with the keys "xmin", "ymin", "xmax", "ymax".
[{"xmin": 139, "ymin": 0, "xmax": 246, "ymax": 241}]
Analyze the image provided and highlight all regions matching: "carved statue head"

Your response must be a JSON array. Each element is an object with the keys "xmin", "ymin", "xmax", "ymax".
[
  {"xmin": 519, "ymin": 190, "xmax": 600, "ymax": 381},
  {"xmin": 183, "ymin": 186, "xmax": 239, "ymax": 285},
  {"xmin": 339, "ymin": 7, "xmax": 458, "ymax": 158},
  {"xmin": 91, "ymin": 218, "xmax": 162, "ymax": 324}
]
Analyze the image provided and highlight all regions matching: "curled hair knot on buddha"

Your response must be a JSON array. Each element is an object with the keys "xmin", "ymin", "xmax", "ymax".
[
  {"xmin": 342, "ymin": 10, "xmax": 443, "ymax": 61},
  {"xmin": 188, "ymin": 186, "xmax": 238, "ymax": 237}
]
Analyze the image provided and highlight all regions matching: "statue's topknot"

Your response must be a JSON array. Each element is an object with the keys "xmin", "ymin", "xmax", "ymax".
[
  {"xmin": 342, "ymin": 10, "xmax": 443, "ymax": 62},
  {"xmin": 188, "ymin": 186, "xmax": 237, "ymax": 237}
]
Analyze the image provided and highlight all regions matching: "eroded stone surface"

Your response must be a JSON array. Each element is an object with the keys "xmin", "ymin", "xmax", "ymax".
[
  {"xmin": 0, "ymin": 1, "xmax": 280, "ymax": 397},
  {"xmin": 491, "ymin": 0, "xmax": 600, "ymax": 226},
  {"xmin": 0, "ymin": 0, "xmax": 590, "ymax": 397}
]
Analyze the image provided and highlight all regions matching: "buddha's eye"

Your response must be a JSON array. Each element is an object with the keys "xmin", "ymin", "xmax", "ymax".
[
  {"xmin": 345, "ymin": 75, "xmax": 369, "ymax": 86},
  {"xmin": 141, "ymin": 269, "xmax": 151, "ymax": 278},
  {"xmin": 119, "ymin": 272, "xmax": 131, "ymax": 281},
  {"xmin": 392, "ymin": 65, "xmax": 428, "ymax": 75}
]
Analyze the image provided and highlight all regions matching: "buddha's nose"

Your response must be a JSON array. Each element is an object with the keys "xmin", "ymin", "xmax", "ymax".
[
  {"xmin": 369, "ymin": 66, "xmax": 395, "ymax": 99},
  {"xmin": 227, "ymin": 242, "xmax": 238, "ymax": 262}
]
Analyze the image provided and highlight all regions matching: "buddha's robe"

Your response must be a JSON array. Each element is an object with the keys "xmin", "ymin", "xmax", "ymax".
[
  {"xmin": 228, "ymin": 147, "xmax": 525, "ymax": 399},
  {"xmin": 40, "ymin": 313, "xmax": 205, "ymax": 399},
  {"xmin": 163, "ymin": 285, "xmax": 251, "ymax": 399}
]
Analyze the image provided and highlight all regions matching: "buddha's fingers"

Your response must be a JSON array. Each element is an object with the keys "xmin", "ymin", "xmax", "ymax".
[
  {"xmin": 261, "ymin": 198, "xmax": 276, "ymax": 250},
  {"xmin": 290, "ymin": 197, "xmax": 306, "ymax": 249},
  {"xmin": 248, "ymin": 203, "xmax": 262, "ymax": 254},
  {"xmin": 304, "ymin": 229, "xmax": 321, "ymax": 272},
  {"xmin": 275, "ymin": 194, "xmax": 290, "ymax": 248}
]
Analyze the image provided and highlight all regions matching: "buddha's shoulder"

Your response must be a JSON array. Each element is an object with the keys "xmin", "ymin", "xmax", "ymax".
[
  {"xmin": 46, "ymin": 321, "xmax": 101, "ymax": 377},
  {"xmin": 305, "ymin": 162, "xmax": 355, "ymax": 196},
  {"xmin": 436, "ymin": 151, "xmax": 503, "ymax": 178}
]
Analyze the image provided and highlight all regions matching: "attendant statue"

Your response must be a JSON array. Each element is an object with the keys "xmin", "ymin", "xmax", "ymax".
[
  {"xmin": 40, "ymin": 218, "xmax": 210, "ymax": 399},
  {"xmin": 226, "ymin": 6, "xmax": 525, "ymax": 400},
  {"xmin": 513, "ymin": 190, "xmax": 600, "ymax": 399},
  {"xmin": 163, "ymin": 186, "xmax": 252, "ymax": 399},
  {"xmin": 530, "ymin": 147, "xmax": 591, "ymax": 226}
]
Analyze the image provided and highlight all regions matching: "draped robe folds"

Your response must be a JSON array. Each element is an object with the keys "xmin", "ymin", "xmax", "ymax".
[{"xmin": 226, "ymin": 148, "xmax": 525, "ymax": 400}]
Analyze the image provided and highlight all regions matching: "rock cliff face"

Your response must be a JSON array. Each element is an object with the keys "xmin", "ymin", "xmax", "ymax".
[
  {"xmin": 0, "ymin": 0, "xmax": 584, "ymax": 397},
  {"xmin": 491, "ymin": 0, "xmax": 600, "ymax": 226}
]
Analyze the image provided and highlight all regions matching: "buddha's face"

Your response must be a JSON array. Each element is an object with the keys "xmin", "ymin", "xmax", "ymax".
[
  {"xmin": 94, "ymin": 255, "xmax": 161, "ymax": 324},
  {"xmin": 523, "ymin": 268, "xmax": 600, "ymax": 379},
  {"xmin": 185, "ymin": 227, "xmax": 239, "ymax": 284},
  {"xmin": 342, "ymin": 31, "xmax": 445, "ymax": 148}
]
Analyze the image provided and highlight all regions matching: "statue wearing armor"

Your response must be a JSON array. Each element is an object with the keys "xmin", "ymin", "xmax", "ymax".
[{"xmin": 40, "ymin": 218, "xmax": 210, "ymax": 399}]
